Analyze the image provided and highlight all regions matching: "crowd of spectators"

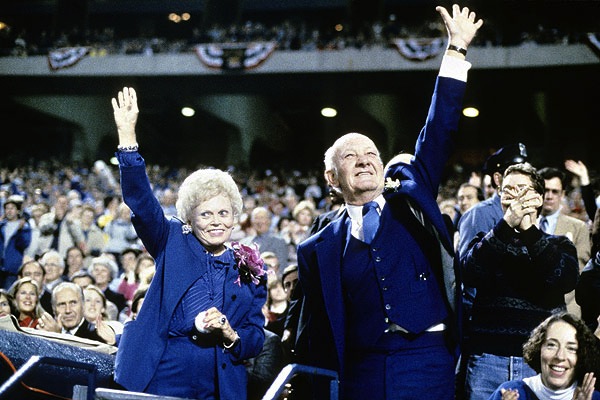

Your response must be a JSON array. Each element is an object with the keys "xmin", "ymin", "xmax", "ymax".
[{"xmin": 0, "ymin": 12, "xmax": 588, "ymax": 58}]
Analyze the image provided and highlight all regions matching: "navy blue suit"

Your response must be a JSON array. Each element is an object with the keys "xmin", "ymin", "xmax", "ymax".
[
  {"xmin": 297, "ymin": 74, "xmax": 465, "ymax": 399},
  {"xmin": 114, "ymin": 154, "xmax": 266, "ymax": 399}
]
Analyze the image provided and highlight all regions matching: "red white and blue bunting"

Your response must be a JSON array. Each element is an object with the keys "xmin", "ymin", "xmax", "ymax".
[
  {"xmin": 48, "ymin": 47, "xmax": 89, "ymax": 70},
  {"xmin": 391, "ymin": 37, "xmax": 446, "ymax": 61},
  {"xmin": 194, "ymin": 41, "xmax": 277, "ymax": 71}
]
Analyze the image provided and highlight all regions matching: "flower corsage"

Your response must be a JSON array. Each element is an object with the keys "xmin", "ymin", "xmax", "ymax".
[
  {"xmin": 230, "ymin": 241, "xmax": 267, "ymax": 286},
  {"xmin": 384, "ymin": 177, "xmax": 401, "ymax": 192}
]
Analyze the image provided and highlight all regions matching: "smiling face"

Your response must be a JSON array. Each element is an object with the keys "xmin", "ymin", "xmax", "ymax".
[
  {"xmin": 83, "ymin": 288, "xmax": 105, "ymax": 322},
  {"xmin": 190, "ymin": 194, "xmax": 235, "ymax": 255},
  {"xmin": 326, "ymin": 134, "xmax": 384, "ymax": 205},
  {"xmin": 15, "ymin": 282, "xmax": 38, "ymax": 318},
  {"xmin": 540, "ymin": 320, "xmax": 578, "ymax": 390}
]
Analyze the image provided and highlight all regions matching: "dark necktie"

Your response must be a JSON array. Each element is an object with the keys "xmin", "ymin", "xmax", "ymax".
[
  {"xmin": 362, "ymin": 201, "xmax": 379, "ymax": 244},
  {"xmin": 539, "ymin": 216, "xmax": 548, "ymax": 233}
]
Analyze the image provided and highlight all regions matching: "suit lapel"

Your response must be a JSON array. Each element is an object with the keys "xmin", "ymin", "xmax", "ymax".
[{"xmin": 315, "ymin": 214, "xmax": 348, "ymax": 366}]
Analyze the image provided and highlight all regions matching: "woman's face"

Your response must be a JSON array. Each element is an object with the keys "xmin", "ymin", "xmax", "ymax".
[
  {"xmin": 190, "ymin": 194, "xmax": 235, "ymax": 254},
  {"xmin": 269, "ymin": 282, "xmax": 287, "ymax": 303},
  {"xmin": 295, "ymin": 209, "xmax": 313, "ymax": 227},
  {"xmin": 15, "ymin": 282, "xmax": 38, "ymax": 316},
  {"xmin": 0, "ymin": 294, "xmax": 11, "ymax": 317},
  {"xmin": 83, "ymin": 289, "xmax": 105, "ymax": 322},
  {"xmin": 540, "ymin": 320, "xmax": 578, "ymax": 390}
]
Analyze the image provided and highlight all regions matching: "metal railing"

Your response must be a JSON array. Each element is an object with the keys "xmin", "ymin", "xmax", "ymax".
[
  {"xmin": 0, "ymin": 355, "xmax": 97, "ymax": 400},
  {"xmin": 262, "ymin": 363, "xmax": 339, "ymax": 400}
]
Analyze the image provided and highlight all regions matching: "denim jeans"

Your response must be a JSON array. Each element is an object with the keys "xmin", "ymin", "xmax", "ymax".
[{"xmin": 464, "ymin": 353, "xmax": 536, "ymax": 400}]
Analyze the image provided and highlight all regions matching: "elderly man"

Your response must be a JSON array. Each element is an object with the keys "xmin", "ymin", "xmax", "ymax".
[
  {"xmin": 295, "ymin": 5, "xmax": 483, "ymax": 399},
  {"xmin": 41, "ymin": 281, "xmax": 116, "ymax": 345}
]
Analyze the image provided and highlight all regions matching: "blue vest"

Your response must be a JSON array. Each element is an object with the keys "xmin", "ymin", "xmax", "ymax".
[{"xmin": 342, "ymin": 198, "xmax": 448, "ymax": 350}]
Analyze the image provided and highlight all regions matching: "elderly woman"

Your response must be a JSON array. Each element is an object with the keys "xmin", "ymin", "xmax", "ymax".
[
  {"xmin": 489, "ymin": 312, "xmax": 600, "ymax": 400},
  {"xmin": 111, "ymin": 87, "xmax": 267, "ymax": 400}
]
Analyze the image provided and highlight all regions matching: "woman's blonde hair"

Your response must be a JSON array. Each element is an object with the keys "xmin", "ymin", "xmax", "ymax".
[
  {"xmin": 9, "ymin": 277, "xmax": 44, "ymax": 319},
  {"xmin": 176, "ymin": 168, "xmax": 243, "ymax": 223}
]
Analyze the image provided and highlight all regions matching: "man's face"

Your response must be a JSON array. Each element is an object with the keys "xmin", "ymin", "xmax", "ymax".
[
  {"xmin": 251, "ymin": 210, "xmax": 271, "ymax": 235},
  {"xmin": 327, "ymin": 135, "xmax": 384, "ymax": 205},
  {"xmin": 3, "ymin": 203, "xmax": 19, "ymax": 221},
  {"xmin": 542, "ymin": 177, "xmax": 564, "ymax": 216},
  {"xmin": 54, "ymin": 287, "xmax": 83, "ymax": 330},
  {"xmin": 500, "ymin": 172, "xmax": 533, "ymax": 213},
  {"xmin": 21, "ymin": 262, "xmax": 45, "ymax": 288},
  {"xmin": 457, "ymin": 186, "xmax": 479, "ymax": 213},
  {"xmin": 43, "ymin": 256, "xmax": 65, "ymax": 282},
  {"xmin": 283, "ymin": 270, "xmax": 299, "ymax": 301}
]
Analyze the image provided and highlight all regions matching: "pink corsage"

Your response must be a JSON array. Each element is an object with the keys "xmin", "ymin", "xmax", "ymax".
[{"xmin": 230, "ymin": 241, "xmax": 267, "ymax": 286}]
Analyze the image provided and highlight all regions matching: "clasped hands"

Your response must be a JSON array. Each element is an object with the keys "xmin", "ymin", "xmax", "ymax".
[
  {"xmin": 194, "ymin": 306, "xmax": 238, "ymax": 346},
  {"xmin": 502, "ymin": 187, "xmax": 543, "ymax": 231}
]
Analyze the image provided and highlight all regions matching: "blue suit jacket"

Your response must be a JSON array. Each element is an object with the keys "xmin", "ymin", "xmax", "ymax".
[
  {"xmin": 114, "ymin": 157, "xmax": 267, "ymax": 399},
  {"xmin": 296, "ymin": 76, "xmax": 465, "ymax": 376}
]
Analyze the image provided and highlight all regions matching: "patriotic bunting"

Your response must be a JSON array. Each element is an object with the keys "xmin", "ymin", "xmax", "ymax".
[{"xmin": 391, "ymin": 37, "xmax": 446, "ymax": 61}]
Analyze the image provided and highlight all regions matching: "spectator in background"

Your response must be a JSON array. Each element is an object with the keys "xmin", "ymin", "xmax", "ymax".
[
  {"xmin": 0, "ymin": 195, "xmax": 32, "ymax": 289},
  {"xmin": 79, "ymin": 204, "xmax": 106, "ymax": 261},
  {"xmin": 41, "ymin": 282, "xmax": 117, "ymax": 345},
  {"xmin": 576, "ymin": 208, "xmax": 600, "ymax": 332},
  {"xmin": 102, "ymin": 201, "xmax": 141, "ymax": 266},
  {"xmin": 9, "ymin": 276, "xmax": 46, "ymax": 328},
  {"xmin": 453, "ymin": 182, "xmax": 482, "ymax": 230},
  {"xmin": 242, "ymin": 206, "xmax": 290, "ymax": 270},
  {"xmin": 261, "ymin": 251, "xmax": 281, "ymax": 282},
  {"xmin": 488, "ymin": 312, "xmax": 600, "ymax": 400},
  {"xmin": 88, "ymin": 255, "xmax": 127, "ymax": 316},
  {"xmin": 264, "ymin": 278, "xmax": 288, "ymax": 338},
  {"xmin": 64, "ymin": 245, "xmax": 86, "ymax": 280},
  {"xmin": 111, "ymin": 247, "xmax": 142, "ymax": 301},
  {"xmin": 17, "ymin": 259, "xmax": 52, "ymax": 314},
  {"xmin": 34, "ymin": 194, "xmax": 86, "ymax": 259},
  {"xmin": 564, "ymin": 159, "xmax": 597, "ymax": 222},
  {"xmin": 70, "ymin": 270, "xmax": 96, "ymax": 289},
  {"xmin": 24, "ymin": 202, "xmax": 49, "ymax": 259},
  {"xmin": 83, "ymin": 284, "xmax": 124, "ymax": 336},
  {"xmin": 456, "ymin": 143, "xmax": 529, "ymax": 353},
  {"xmin": 538, "ymin": 166, "xmax": 591, "ymax": 318},
  {"xmin": 0, "ymin": 288, "xmax": 15, "ymax": 318},
  {"xmin": 40, "ymin": 250, "xmax": 66, "ymax": 298},
  {"xmin": 460, "ymin": 163, "xmax": 580, "ymax": 400}
]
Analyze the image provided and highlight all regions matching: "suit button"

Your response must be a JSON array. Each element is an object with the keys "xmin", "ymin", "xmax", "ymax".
[
  {"xmin": 192, "ymin": 335, "xmax": 197, "ymax": 340},
  {"xmin": 385, "ymin": 304, "xmax": 391, "ymax": 310},
  {"xmin": 374, "ymin": 257, "xmax": 381, "ymax": 262},
  {"xmin": 381, "ymin": 277, "xmax": 386, "ymax": 281},
  {"xmin": 383, "ymin": 287, "xmax": 388, "ymax": 291},
  {"xmin": 221, "ymin": 363, "xmax": 227, "ymax": 369}
]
